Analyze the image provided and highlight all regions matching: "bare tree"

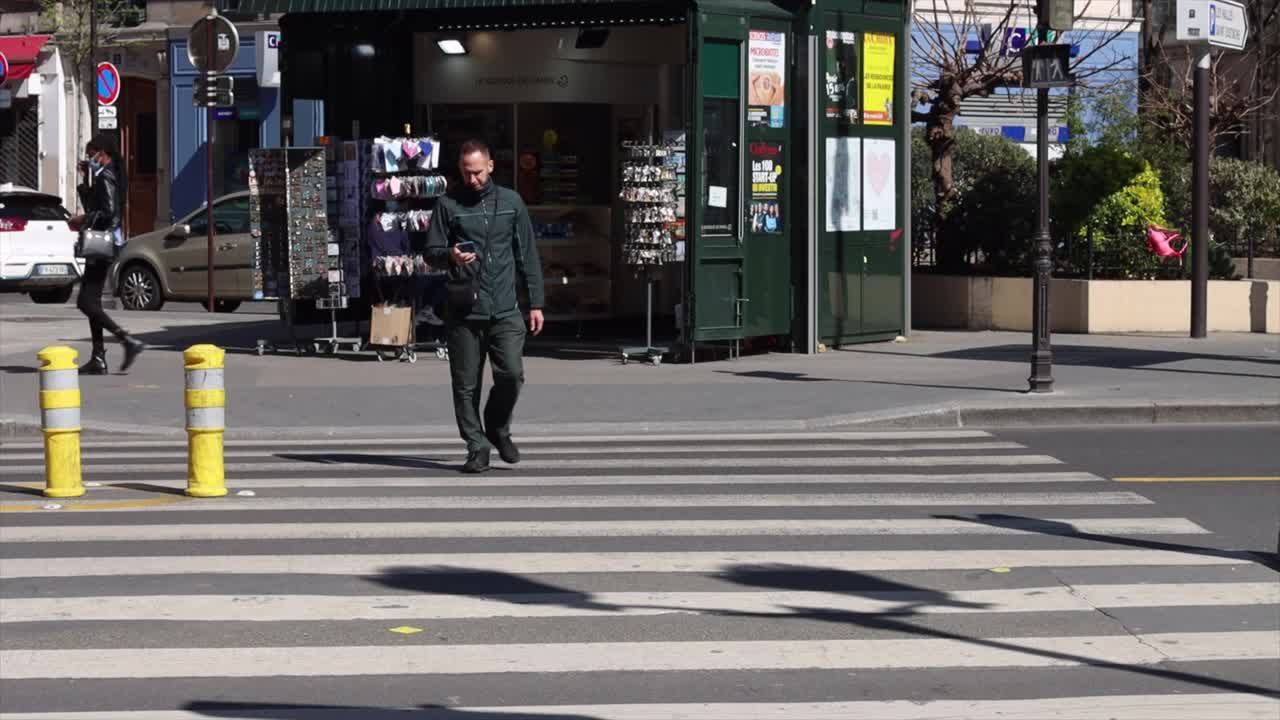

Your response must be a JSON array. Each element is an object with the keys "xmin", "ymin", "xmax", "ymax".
[
  {"xmin": 911, "ymin": 0, "xmax": 1135, "ymax": 268},
  {"xmin": 37, "ymin": 0, "xmax": 132, "ymax": 164},
  {"xmin": 1140, "ymin": 0, "xmax": 1280, "ymax": 148}
]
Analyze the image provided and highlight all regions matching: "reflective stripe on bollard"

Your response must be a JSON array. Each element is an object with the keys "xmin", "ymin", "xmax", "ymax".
[
  {"xmin": 184, "ymin": 344, "xmax": 227, "ymax": 498},
  {"xmin": 38, "ymin": 346, "xmax": 84, "ymax": 498}
]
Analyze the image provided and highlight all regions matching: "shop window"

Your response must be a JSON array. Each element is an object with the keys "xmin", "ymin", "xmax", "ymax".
[
  {"xmin": 211, "ymin": 77, "xmax": 261, "ymax": 200},
  {"xmin": 701, "ymin": 97, "xmax": 739, "ymax": 237},
  {"xmin": 514, "ymin": 103, "xmax": 612, "ymax": 207},
  {"xmin": 428, "ymin": 104, "xmax": 516, "ymax": 192}
]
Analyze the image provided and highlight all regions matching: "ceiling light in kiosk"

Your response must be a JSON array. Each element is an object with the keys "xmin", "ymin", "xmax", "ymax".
[{"xmin": 437, "ymin": 39, "xmax": 467, "ymax": 55}]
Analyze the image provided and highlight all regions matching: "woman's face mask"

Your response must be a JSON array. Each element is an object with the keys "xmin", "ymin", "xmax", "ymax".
[{"xmin": 87, "ymin": 153, "xmax": 102, "ymax": 172}]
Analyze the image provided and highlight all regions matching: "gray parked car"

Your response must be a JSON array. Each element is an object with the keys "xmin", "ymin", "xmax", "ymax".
[{"xmin": 114, "ymin": 192, "xmax": 252, "ymax": 312}]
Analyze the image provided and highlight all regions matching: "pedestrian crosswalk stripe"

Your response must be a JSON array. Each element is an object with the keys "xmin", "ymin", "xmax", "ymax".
[
  {"xmin": 0, "ymin": 429, "xmax": 997, "ymax": 452},
  {"xmin": 0, "ymin": 517, "xmax": 1209, "ymax": 543},
  {"xmin": 0, "ymin": 441, "xmax": 1031, "ymax": 462},
  {"xmin": 4, "ymin": 631, "xmax": 1276, "ymax": 679},
  {"xmin": 5, "ymin": 583, "xmax": 1271, "ymax": 623},
  {"xmin": 0, "ymin": 548, "xmax": 1246, "ymax": 580},
  {"xmin": 9, "ymin": 491, "xmax": 1154, "ymax": 513},
  {"xmin": 0, "ymin": 454, "xmax": 1067, "ymax": 475},
  {"xmin": 1, "ymin": 694, "xmax": 1276, "ymax": 720},
  {"xmin": 30, "ymin": 471, "xmax": 1105, "ymax": 489}
]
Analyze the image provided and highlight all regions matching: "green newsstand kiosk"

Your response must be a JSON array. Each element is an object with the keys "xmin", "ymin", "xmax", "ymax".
[{"xmin": 232, "ymin": 0, "xmax": 911, "ymax": 360}]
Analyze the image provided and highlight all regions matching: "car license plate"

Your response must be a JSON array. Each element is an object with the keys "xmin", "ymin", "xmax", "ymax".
[{"xmin": 37, "ymin": 265, "xmax": 70, "ymax": 276}]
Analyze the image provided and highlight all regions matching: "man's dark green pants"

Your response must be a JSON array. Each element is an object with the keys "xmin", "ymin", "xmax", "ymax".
[{"xmin": 447, "ymin": 313, "xmax": 527, "ymax": 452}]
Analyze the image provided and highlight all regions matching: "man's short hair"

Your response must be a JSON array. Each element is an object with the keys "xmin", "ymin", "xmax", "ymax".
[{"xmin": 459, "ymin": 139, "xmax": 492, "ymax": 160}]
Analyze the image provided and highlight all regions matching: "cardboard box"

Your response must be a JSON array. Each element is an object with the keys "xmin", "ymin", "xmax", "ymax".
[{"xmin": 370, "ymin": 304, "xmax": 412, "ymax": 346}]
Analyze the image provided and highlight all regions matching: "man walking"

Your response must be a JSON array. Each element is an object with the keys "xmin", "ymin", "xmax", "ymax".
[{"xmin": 427, "ymin": 140, "xmax": 545, "ymax": 474}]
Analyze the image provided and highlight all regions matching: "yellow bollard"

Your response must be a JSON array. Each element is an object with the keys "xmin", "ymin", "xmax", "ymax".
[
  {"xmin": 184, "ymin": 344, "xmax": 227, "ymax": 497},
  {"xmin": 37, "ymin": 346, "xmax": 84, "ymax": 498}
]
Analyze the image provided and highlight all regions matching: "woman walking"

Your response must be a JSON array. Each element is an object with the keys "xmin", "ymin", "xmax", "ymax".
[{"xmin": 72, "ymin": 134, "xmax": 145, "ymax": 375}]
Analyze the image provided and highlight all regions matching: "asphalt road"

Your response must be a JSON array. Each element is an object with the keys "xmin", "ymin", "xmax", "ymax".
[{"xmin": 0, "ymin": 423, "xmax": 1275, "ymax": 719}]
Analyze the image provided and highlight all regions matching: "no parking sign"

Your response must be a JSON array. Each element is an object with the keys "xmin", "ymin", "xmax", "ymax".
[{"xmin": 96, "ymin": 62, "xmax": 121, "ymax": 106}]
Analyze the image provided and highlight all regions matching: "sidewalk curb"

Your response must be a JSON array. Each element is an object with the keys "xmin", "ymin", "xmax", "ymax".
[{"xmin": 3, "ymin": 400, "xmax": 1277, "ymax": 440}]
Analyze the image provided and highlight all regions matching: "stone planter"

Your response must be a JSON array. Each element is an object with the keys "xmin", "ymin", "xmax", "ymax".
[{"xmin": 912, "ymin": 274, "xmax": 1279, "ymax": 334}]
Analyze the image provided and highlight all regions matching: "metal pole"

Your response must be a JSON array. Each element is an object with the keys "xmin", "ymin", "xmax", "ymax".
[
  {"xmin": 900, "ymin": 2, "xmax": 914, "ymax": 338},
  {"xmin": 1191, "ymin": 50, "xmax": 1210, "ymax": 338},
  {"xmin": 1247, "ymin": 229, "xmax": 1255, "ymax": 278},
  {"xmin": 206, "ymin": 14, "xmax": 216, "ymax": 313},
  {"xmin": 89, "ymin": 0, "xmax": 97, "ymax": 138},
  {"xmin": 1028, "ymin": 24, "xmax": 1054, "ymax": 393},
  {"xmin": 646, "ymin": 278, "xmax": 653, "ymax": 350}
]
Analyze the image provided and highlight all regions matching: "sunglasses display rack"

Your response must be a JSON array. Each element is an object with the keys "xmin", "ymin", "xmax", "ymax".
[
  {"xmin": 249, "ymin": 146, "xmax": 364, "ymax": 357},
  {"xmin": 247, "ymin": 147, "xmax": 332, "ymax": 302},
  {"xmin": 618, "ymin": 140, "xmax": 679, "ymax": 366}
]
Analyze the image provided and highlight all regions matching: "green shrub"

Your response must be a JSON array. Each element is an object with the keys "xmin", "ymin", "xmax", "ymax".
[
  {"xmin": 1079, "ymin": 163, "xmax": 1172, "ymax": 279},
  {"xmin": 1208, "ymin": 157, "xmax": 1280, "ymax": 258},
  {"xmin": 911, "ymin": 127, "xmax": 1036, "ymax": 271}
]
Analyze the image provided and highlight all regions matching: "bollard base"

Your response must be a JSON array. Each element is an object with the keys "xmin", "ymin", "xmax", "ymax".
[
  {"xmin": 43, "ymin": 431, "xmax": 84, "ymax": 498},
  {"xmin": 186, "ymin": 428, "xmax": 228, "ymax": 498}
]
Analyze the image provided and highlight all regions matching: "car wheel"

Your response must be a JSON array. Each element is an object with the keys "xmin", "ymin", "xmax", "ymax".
[
  {"xmin": 201, "ymin": 299, "xmax": 241, "ymax": 313},
  {"xmin": 119, "ymin": 264, "xmax": 164, "ymax": 311},
  {"xmin": 30, "ymin": 287, "xmax": 74, "ymax": 304}
]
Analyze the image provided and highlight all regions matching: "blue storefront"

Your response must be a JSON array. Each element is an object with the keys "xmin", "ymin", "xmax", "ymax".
[{"xmin": 168, "ymin": 32, "xmax": 325, "ymax": 220}]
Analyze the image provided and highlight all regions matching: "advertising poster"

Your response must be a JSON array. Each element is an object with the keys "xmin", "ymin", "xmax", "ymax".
[
  {"xmin": 862, "ymin": 32, "xmax": 896, "ymax": 125},
  {"xmin": 824, "ymin": 31, "xmax": 859, "ymax": 122},
  {"xmin": 862, "ymin": 138, "xmax": 896, "ymax": 230},
  {"xmin": 749, "ymin": 141, "xmax": 784, "ymax": 234},
  {"xmin": 748, "ymin": 30, "xmax": 786, "ymax": 129},
  {"xmin": 825, "ymin": 137, "xmax": 861, "ymax": 233}
]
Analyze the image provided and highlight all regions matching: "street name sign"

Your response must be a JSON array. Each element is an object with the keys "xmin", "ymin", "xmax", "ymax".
[
  {"xmin": 1022, "ymin": 44, "xmax": 1073, "ymax": 88},
  {"xmin": 1175, "ymin": 0, "xmax": 1249, "ymax": 50}
]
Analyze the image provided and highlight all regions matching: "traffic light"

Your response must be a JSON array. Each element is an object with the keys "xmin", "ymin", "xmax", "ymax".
[
  {"xmin": 193, "ymin": 73, "xmax": 234, "ymax": 107},
  {"xmin": 1038, "ymin": 0, "xmax": 1074, "ymax": 32}
]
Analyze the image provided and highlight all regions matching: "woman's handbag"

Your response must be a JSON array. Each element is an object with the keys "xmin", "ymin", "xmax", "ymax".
[{"xmin": 75, "ymin": 228, "xmax": 117, "ymax": 262}]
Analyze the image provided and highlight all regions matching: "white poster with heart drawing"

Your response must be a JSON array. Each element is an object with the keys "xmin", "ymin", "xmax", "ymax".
[{"xmin": 862, "ymin": 138, "xmax": 896, "ymax": 230}]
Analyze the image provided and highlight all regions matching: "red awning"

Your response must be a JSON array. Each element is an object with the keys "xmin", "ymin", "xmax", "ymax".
[{"xmin": 0, "ymin": 34, "xmax": 51, "ymax": 86}]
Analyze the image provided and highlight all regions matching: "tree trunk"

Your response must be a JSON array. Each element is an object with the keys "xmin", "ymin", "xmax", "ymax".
[{"xmin": 925, "ymin": 112, "xmax": 963, "ymax": 271}]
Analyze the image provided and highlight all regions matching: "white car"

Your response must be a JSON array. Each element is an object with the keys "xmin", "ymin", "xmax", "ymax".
[{"xmin": 0, "ymin": 183, "xmax": 83, "ymax": 303}]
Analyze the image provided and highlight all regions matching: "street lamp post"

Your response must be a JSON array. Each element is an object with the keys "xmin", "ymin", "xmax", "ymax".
[{"xmin": 1028, "ymin": 37, "xmax": 1054, "ymax": 394}]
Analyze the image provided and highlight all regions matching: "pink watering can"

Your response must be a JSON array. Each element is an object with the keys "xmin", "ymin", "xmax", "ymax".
[{"xmin": 1146, "ymin": 224, "xmax": 1188, "ymax": 258}]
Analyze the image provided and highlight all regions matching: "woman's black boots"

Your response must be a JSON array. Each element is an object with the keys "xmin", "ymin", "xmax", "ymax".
[{"xmin": 78, "ymin": 351, "xmax": 109, "ymax": 375}]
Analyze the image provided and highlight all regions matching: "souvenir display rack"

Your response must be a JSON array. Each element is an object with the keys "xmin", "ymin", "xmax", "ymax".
[
  {"xmin": 364, "ymin": 130, "xmax": 450, "ymax": 363},
  {"xmin": 618, "ymin": 141, "xmax": 678, "ymax": 365},
  {"xmin": 249, "ymin": 146, "xmax": 362, "ymax": 356}
]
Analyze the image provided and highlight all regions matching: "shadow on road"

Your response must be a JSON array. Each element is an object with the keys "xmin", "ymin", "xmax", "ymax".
[
  {"xmin": 717, "ymin": 369, "xmax": 1021, "ymax": 394},
  {"xmin": 275, "ymin": 453, "xmax": 464, "ymax": 473},
  {"xmin": 714, "ymin": 563, "xmax": 1279, "ymax": 697},
  {"xmin": 844, "ymin": 343, "xmax": 1280, "ymax": 382},
  {"xmin": 933, "ymin": 513, "xmax": 1280, "ymax": 572},
  {"xmin": 370, "ymin": 566, "xmax": 620, "ymax": 612},
  {"xmin": 183, "ymin": 701, "xmax": 603, "ymax": 719}
]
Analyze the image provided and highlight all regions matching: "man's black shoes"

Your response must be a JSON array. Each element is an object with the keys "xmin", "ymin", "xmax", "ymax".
[
  {"xmin": 488, "ymin": 433, "xmax": 520, "ymax": 464},
  {"xmin": 462, "ymin": 449, "xmax": 491, "ymax": 474}
]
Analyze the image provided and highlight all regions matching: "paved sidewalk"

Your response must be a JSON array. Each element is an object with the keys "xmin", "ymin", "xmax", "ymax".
[{"xmin": 1, "ymin": 302, "xmax": 1277, "ymax": 438}]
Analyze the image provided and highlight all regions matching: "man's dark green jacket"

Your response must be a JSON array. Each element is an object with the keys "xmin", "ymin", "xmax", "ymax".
[{"xmin": 426, "ymin": 181, "xmax": 545, "ymax": 321}]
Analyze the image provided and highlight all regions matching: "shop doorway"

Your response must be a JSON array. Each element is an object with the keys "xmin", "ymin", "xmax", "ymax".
[{"xmin": 120, "ymin": 76, "xmax": 158, "ymax": 236}]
